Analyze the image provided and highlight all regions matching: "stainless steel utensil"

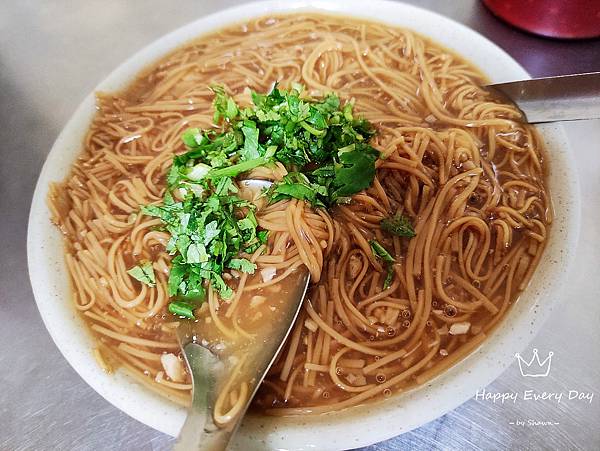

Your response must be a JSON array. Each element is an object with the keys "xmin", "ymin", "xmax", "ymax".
[
  {"xmin": 173, "ymin": 180, "xmax": 310, "ymax": 451},
  {"xmin": 486, "ymin": 71, "xmax": 600, "ymax": 123}
]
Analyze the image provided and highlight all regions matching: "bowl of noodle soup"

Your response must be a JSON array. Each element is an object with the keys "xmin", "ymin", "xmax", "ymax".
[{"xmin": 28, "ymin": 1, "xmax": 579, "ymax": 449}]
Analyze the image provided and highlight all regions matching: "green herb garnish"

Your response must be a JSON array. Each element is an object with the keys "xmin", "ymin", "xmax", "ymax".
[
  {"xmin": 370, "ymin": 240, "xmax": 396, "ymax": 289},
  {"xmin": 370, "ymin": 240, "xmax": 395, "ymax": 263},
  {"xmin": 267, "ymin": 172, "xmax": 329, "ymax": 208},
  {"xmin": 168, "ymin": 300, "xmax": 197, "ymax": 320},
  {"xmin": 383, "ymin": 267, "xmax": 395, "ymax": 290},
  {"xmin": 127, "ymin": 261, "xmax": 156, "ymax": 287},
  {"xmin": 141, "ymin": 179, "xmax": 265, "ymax": 308},
  {"xmin": 185, "ymin": 83, "xmax": 379, "ymax": 206},
  {"xmin": 380, "ymin": 212, "xmax": 416, "ymax": 238},
  {"xmin": 142, "ymin": 83, "xmax": 383, "ymax": 318}
]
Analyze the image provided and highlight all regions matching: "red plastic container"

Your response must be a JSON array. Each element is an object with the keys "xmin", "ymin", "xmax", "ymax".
[{"xmin": 483, "ymin": 0, "xmax": 600, "ymax": 39}]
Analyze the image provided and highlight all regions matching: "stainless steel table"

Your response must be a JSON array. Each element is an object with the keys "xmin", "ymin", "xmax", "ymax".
[{"xmin": 1, "ymin": 1, "xmax": 599, "ymax": 450}]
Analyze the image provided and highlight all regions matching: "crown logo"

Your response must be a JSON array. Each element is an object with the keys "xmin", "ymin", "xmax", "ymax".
[{"xmin": 515, "ymin": 348, "xmax": 553, "ymax": 378}]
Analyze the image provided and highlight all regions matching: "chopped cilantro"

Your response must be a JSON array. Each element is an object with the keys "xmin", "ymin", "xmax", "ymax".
[
  {"xmin": 141, "ymin": 180, "xmax": 263, "ymax": 303},
  {"xmin": 331, "ymin": 145, "xmax": 378, "ymax": 199},
  {"xmin": 228, "ymin": 258, "xmax": 257, "ymax": 273},
  {"xmin": 370, "ymin": 240, "xmax": 396, "ymax": 289},
  {"xmin": 381, "ymin": 212, "xmax": 416, "ymax": 238},
  {"xmin": 267, "ymin": 172, "xmax": 329, "ymax": 208},
  {"xmin": 127, "ymin": 261, "xmax": 156, "ymax": 287},
  {"xmin": 168, "ymin": 300, "xmax": 197, "ymax": 320},
  {"xmin": 195, "ymin": 83, "xmax": 379, "ymax": 206},
  {"xmin": 383, "ymin": 267, "xmax": 395, "ymax": 290},
  {"xmin": 370, "ymin": 240, "xmax": 395, "ymax": 263},
  {"xmin": 142, "ymin": 84, "xmax": 387, "ymax": 318},
  {"xmin": 207, "ymin": 156, "xmax": 270, "ymax": 179}
]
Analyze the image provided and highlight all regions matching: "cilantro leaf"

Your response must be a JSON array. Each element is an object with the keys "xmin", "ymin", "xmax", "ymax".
[
  {"xmin": 167, "ymin": 260, "xmax": 187, "ymax": 296},
  {"xmin": 381, "ymin": 213, "xmax": 416, "ymax": 238},
  {"xmin": 369, "ymin": 240, "xmax": 395, "ymax": 289},
  {"xmin": 384, "ymin": 267, "xmax": 395, "ymax": 290},
  {"xmin": 369, "ymin": 240, "xmax": 395, "ymax": 263},
  {"xmin": 332, "ymin": 147, "xmax": 378, "ymax": 200},
  {"xmin": 267, "ymin": 172, "xmax": 328, "ymax": 208},
  {"xmin": 228, "ymin": 258, "xmax": 257, "ymax": 274},
  {"xmin": 186, "ymin": 243, "xmax": 208, "ymax": 264},
  {"xmin": 127, "ymin": 261, "xmax": 156, "ymax": 287},
  {"xmin": 241, "ymin": 123, "xmax": 260, "ymax": 160},
  {"xmin": 211, "ymin": 85, "xmax": 238, "ymax": 122},
  {"xmin": 181, "ymin": 128, "xmax": 204, "ymax": 147},
  {"xmin": 207, "ymin": 156, "xmax": 270, "ymax": 179},
  {"xmin": 168, "ymin": 301, "xmax": 196, "ymax": 319}
]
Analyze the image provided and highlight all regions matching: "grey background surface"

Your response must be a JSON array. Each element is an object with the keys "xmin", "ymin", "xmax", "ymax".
[{"xmin": 1, "ymin": 1, "xmax": 599, "ymax": 450}]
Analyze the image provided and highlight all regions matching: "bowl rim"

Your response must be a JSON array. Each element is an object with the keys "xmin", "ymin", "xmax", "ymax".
[{"xmin": 27, "ymin": 1, "xmax": 581, "ymax": 449}]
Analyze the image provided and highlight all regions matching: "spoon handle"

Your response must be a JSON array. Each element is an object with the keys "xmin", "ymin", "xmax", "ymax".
[
  {"xmin": 486, "ymin": 71, "xmax": 600, "ymax": 123},
  {"xmin": 173, "ymin": 343, "xmax": 232, "ymax": 451}
]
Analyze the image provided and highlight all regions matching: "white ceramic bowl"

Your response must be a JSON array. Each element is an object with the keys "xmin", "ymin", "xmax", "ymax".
[{"xmin": 27, "ymin": 1, "xmax": 580, "ymax": 449}]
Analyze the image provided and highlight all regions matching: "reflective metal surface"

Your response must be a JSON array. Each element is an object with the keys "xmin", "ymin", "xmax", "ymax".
[
  {"xmin": 174, "ymin": 265, "xmax": 309, "ymax": 451},
  {"xmin": 487, "ymin": 72, "xmax": 600, "ymax": 123},
  {"xmin": 1, "ymin": 1, "xmax": 599, "ymax": 450}
]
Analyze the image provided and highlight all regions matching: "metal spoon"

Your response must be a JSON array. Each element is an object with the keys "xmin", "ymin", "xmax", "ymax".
[
  {"xmin": 173, "ymin": 180, "xmax": 310, "ymax": 451},
  {"xmin": 486, "ymin": 71, "xmax": 600, "ymax": 123}
]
